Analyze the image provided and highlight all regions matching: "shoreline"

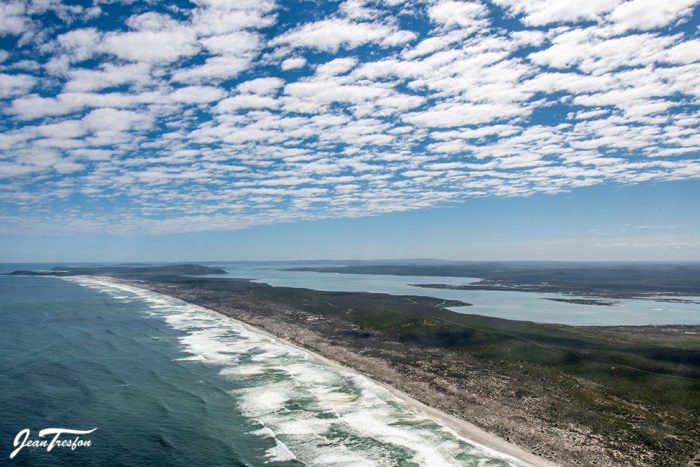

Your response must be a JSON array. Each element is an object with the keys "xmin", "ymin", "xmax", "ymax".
[
  {"xmin": 94, "ymin": 275, "xmax": 555, "ymax": 466},
  {"xmin": 238, "ymin": 318, "xmax": 553, "ymax": 467},
  {"xmin": 12, "ymin": 266, "xmax": 698, "ymax": 465}
]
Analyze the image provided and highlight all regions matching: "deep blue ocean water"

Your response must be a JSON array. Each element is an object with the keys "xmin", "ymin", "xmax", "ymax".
[
  {"xmin": 0, "ymin": 275, "xmax": 269, "ymax": 466},
  {"xmin": 0, "ymin": 273, "xmax": 517, "ymax": 466}
]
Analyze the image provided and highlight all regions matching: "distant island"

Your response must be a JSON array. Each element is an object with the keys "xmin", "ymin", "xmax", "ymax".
[
  {"xmin": 7, "ymin": 264, "xmax": 226, "ymax": 276},
  {"xmin": 544, "ymin": 297, "xmax": 616, "ymax": 306},
  {"xmin": 11, "ymin": 264, "xmax": 700, "ymax": 466}
]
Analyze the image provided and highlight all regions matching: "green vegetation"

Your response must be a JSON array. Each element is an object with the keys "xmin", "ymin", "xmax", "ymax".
[{"xmin": 150, "ymin": 274, "xmax": 700, "ymax": 421}]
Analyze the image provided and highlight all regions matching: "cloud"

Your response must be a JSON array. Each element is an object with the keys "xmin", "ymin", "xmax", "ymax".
[
  {"xmin": 64, "ymin": 63, "xmax": 151, "ymax": 92},
  {"xmin": 495, "ymin": 0, "xmax": 698, "ymax": 32},
  {"xmin": 189, "ymin": 0, "xmax": 276, "ymax": 35},
  {"xmin": 429, "ymin": 0, "xmax": 488, "ymax": 28},
  {"xmin": 280, "ymin": 56, "xmax": 306, "ymax": 70},
  {"xmin": 0, "ymin": 2, "xmax": 29, "ymax": 36},
  {"xmin": 101, "ymin": 28, "xmax": 199, "ymax": 64},
  {"xmin": 169, "ymin": 85, "xmax": 225, "ymax": 104},
  {"xmin": 237, "ymin": 77, "xmax": 285, "ymax": 95},
  {"xmin": 83, "ymin": 107, "xmax": 150, "ymax": 132},
  {"xmin": 171, "ymin": 56, "xmax": 252, "ymax": 83},
  {"xmin": 404, "ymin": 102, "xmax": 523, "ymax": 127},
  {"xmin": 199, "ymin": 31, "xmax": 261, "ymax": 55},
  {"xmin": 494, "ymin": 0, "xmax": 620, "ymax": 26},
  {"xmin": 609, "ymin": 0, "xmax": 697, "ymax": 32},
  {"xmin": 594, "ymin": 239, "xmax": 700, "ymax": 249},
  {"xmin": 214, "ymin": 94, "xmax": 280, "ymax": 112},
  {"xmin": 0, "ymin": 0, "xmax": 698, "ymax": 235},
  {"xmin": 315, "ymin": 57, "xmax": 359, "ymax": 76},
  {"xmin": 9, "ymin": 91, "xmax": 160, "ymax": 119},
  {"xmin": 0, "ymin": 73, "xmax": 35, "ymax": 98},
  {"xmin": 270, "ymin": 18, "xmax": 415, "ymax": 52},
  {"xmin": 53, "ymin": 28, "xmax": 102, "ymax": 62}
]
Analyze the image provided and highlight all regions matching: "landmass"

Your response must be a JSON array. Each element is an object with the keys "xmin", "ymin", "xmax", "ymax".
[
  {"xmin": 412, "ymin": 284, "xmax": 617, "ymax": 306},
  {"xmin": 6, "ymin": 263, "xmax": 226, "ymax": 276},
  {"xmin": 10, "ymin": 265, "xmax": 700, "ymax": 466},
  {"xmin": 544, "ymin": 298, "xmax": 616, "ymax": 306}
]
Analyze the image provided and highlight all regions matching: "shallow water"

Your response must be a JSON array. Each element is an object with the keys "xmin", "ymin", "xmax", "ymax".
[
  {"xmin": 0, "ymin": 275, "xmax": 519, "ymax": 466},
  {"xmin": 209, "ymin": 262, "xmax": 700, "ymax": 326}
]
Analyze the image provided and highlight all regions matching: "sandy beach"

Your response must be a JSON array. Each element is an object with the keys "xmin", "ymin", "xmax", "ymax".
[
  {"xmin": 293, "ymin": 333, "xmax": 557, "ymax": 467},
  {"xmin": 101, "ymin": 276, "xmax": 555, "ymax": 466}
]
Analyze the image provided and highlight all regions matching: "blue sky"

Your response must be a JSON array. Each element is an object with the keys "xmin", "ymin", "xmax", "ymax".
[{"xmin": 0, "ymin": 0, "xmax": 698, "ymax": 262}]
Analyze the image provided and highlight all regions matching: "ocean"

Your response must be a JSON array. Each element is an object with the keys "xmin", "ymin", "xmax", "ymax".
[{"xmin": 0, "ymin": 274, "xmax": 518, "ymax": 466}]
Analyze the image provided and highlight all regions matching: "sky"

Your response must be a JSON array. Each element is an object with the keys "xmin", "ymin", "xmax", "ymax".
[{"xmin": 0, "ymin": 0, "xmax": 698, "ymax": 262}]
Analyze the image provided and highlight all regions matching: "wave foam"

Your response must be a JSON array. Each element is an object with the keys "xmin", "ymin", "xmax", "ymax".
[{"xmin": 66, "ymin": 276, "xmax": 524, "ymax": 466}]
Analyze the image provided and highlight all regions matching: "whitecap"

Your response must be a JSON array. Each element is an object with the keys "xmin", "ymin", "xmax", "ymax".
[
  {"xmin": 66, "ymin": 276, "xmax": 526, "ymax": 466},
  {"xmin": 265, "ymin": 439, "xmax": 297, "ymax": 462}
]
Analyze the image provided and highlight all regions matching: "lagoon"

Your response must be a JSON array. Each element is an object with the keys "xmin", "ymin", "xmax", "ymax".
[{"xmin": 210, "ymin": 262, "xmax": 700, "ymax": 326}]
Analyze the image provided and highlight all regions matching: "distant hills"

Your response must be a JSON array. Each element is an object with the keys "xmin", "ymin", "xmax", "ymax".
[{"xmin": 7, "ymin": 264, "xmax": 226, "ymax": 276}]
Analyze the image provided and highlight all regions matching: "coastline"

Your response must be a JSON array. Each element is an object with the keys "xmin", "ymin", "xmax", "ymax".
[
  {"xmin": 238, "ymin": 315, "xmax": 554, "ymax": 467},
  {"xmin": 304, "ymin": 348, "xmax": 556, "ymax": 467},
  {"xmin": 61, "ymin": 270, "xmax": 699, "ymax": 466},
  {"xmin": 93, "ymin": 275, "xmax": 555, "ymax": 467}
]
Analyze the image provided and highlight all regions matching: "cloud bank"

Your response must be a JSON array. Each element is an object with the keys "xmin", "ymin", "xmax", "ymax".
[{"xmin": 0, "ymin": 0, "xmax": 698, "ymax": 234}]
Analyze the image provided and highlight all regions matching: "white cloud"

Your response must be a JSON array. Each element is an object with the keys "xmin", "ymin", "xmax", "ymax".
[
  {"xmin": 214, "ymin": 94, "xmax": 280, "ymax": 112},
  {"xmin": 169, "ymin": 85, "xmax": 225, "ymax": 104},
  {"xmin": 494, "ymin": 0, "xmax": 621, "ymax": 26},
  {"xmin": 1, "ymin": 0, "xmax": 698, "ymax": 236},
  {"xmin": 663, "ymin": 39, "xmax": 700, "ymax": 64},
  {"xmin": 237, "ymin": 77, "xmax": 285, "ymax": 95},
  {"xmin": 404, "ymin": 102, "xmax": 524, "ymax": 127},
  {"xmin": 609, "ymin": 0, "xmax": 697, "ymax": 32},
  {"xmin": 199, "ymin": 31, "xmax": 261, "ymax": 55},
  {"xmin": 316, "ymin": 57, "xmax": 358, "ymax": 76},
  {"xmin": 280, "ymin": 57, "xmax": 306, "ymax": 70},
  {"xmin": 496, "ymin": 0, "xmax": 697, "ymax": 32},
  {"xmin": 528, "ymin": 29, "xmax": 678, "ymax": 73},
  {"xmin": 0, "ymin": 2, "xmax": 28, "ymax": 36},
  {"xmin": 284, "ymin": 79, "xmax": 390, "ymax": 106},
  {"xmin": 0, "ymin": 73, "xmax": 35, "ymax": 98},
  {"xmin": 10, "ymin": 90, "xmax": 160, "ymax": 119},
  {"xmin": 126, "ymin": 12, "xmax": 180, "ymax": 31},
  {"xmin": 82, "ymin": 108, "xmax": 150, "ymax": 132},
  {"xmin": 271, "ymin": 18, "xmax": 415, "ymax": 52},
  {"xmin": 64, "ymin": 63, "xmax": 151, "ymax": 92},
  {"xmin": 171, "ymin": 56, "xmax": 252, "ymax": 83},
  {"xmin": 429, "ymin": 1, "xmax": 488, "ymax": 28},
  {"xmin": 190, "ymin": 0, "xmax": 276, "ymax": 35},
  {"xmin": 53, "ymin": 28, "xmax": 102, "ymax": 62},
  {"xmin": 101, "ymin": 29, "xmax": 199, "ymax": 63}
]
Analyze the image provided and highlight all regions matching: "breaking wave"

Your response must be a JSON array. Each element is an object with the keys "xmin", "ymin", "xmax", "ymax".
[{"xmin": 66, "ymin": 276, "xmax": 523, "ymax": 466}]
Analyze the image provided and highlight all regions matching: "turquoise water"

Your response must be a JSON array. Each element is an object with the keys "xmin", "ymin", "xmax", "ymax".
[
  {"xmin": 209, "ymin": 263, "xmax": 700, "ymax": 326},
  {"xmin": 0, "ymin": 275, "xmax": 518, "ymax": 466}
]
